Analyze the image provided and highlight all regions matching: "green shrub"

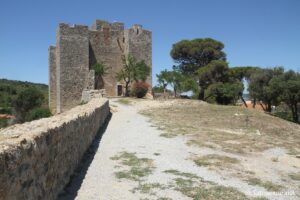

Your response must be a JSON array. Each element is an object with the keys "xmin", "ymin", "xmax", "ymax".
[
  {"xmin": 0, "ymin": 118, "xmax": 9, "ymax": 128},
  {"xmin": 25, "ymin": 107, "xmax": 51, "ymax": 122},
  {"xmin": 92, "ymin": 63, "xmax": 107, "ymax": 76},
  {"xmin": 0, "ymin": 107, "xmax": 12, "ymax": 114},
  {"xmin": 273, "ymin": 103, "xmax": 297, "ymax": 122},
  {"xmin": 132, "ymin": 81, "xmax": 149, "ymax": 98},
  {"xmin": 14, "ymin": 87, "xmax": 44, "ymax": 122},
  {"xmin": 205, "ymin": 82, "xmax": 243, "ymax": 105}
]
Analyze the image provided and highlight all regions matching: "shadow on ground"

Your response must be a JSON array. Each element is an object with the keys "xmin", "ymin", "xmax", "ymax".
[{"xmin": 56, "ymin": 113, "xmax": 112, "ymax": 200}]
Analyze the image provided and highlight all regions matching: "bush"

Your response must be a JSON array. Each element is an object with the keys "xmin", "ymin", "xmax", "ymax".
[
  {"xmin": 92, "ymin": 63, "xmax": 107, "ymax": 76},
  {"xmin": 14, "ymin": 87, "xmax": 44, "ymax": 122},
  {"xmin": 273, "ymin": 103, "xmax": 295, "ymax": 122},
  {"xmin": 0, "ymin": 107, "xmax": 12, "ymax": 114},
  {"xmin": 273, "ymin": 111, "xmax": 291, "ymax": 121},
  {"xmin": 0, "ymin": 118, "xmax": 9, "ymax": 128},
  {"xmin": 132, "ymin": 81, "xmax": 149, "ymax": 98},
  {"xmin": 205, "ymin": 82, "xmax": 243, "ymax": 105},
  {"xmin": 25, "ymin": 107, "xmax": 51, "ymax": 122}
]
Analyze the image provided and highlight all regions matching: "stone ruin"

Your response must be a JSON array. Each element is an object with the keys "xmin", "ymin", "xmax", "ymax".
[{"xmin": 49, "ymin": 19, "xmax": 152, "ymax": 113}]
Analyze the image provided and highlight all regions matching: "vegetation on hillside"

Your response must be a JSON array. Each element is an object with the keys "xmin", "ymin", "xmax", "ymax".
[{"xmin": 0, "ymin": 79, "xmax": 50, "ymax": 128}]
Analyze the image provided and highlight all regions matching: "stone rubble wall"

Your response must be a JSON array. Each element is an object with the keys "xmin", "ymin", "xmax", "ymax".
[
  {"xmin": 0, "ymin": 98, "xmax": 110, "ymax": 200},
  {"xmin": 56, "ymin": 24, "xmax": 90, "ymax": 113},
  {"xmin": 81, "ymin": 89, "xmax": 106, "ymax": 103},
  {"xmin": 48, "ymin": 46, "xmax": 57, "ymax": 114}
]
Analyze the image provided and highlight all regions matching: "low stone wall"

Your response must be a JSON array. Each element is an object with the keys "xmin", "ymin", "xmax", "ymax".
[
  {"xmin": 81, "ymin": 89, "xmax": 106, "ymax": 103},
  {"xmin": 0, "ymin": 98, "xmax": 110, "ymax": 200}
]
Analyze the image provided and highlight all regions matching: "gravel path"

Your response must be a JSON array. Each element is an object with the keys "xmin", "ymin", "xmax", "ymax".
[{"xmin": 58, "ymin": 99, "xmax": 298, "ymax": 200}]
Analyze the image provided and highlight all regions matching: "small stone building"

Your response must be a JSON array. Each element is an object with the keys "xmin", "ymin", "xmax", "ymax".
[{"xmin": 49, "ymin": 19, "xmax": 152, "ymax": 113}]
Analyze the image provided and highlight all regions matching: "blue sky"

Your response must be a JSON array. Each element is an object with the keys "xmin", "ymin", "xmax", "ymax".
[{"xmin": 0, "ymin": 0, "xmax": 299, "ymax": 85}]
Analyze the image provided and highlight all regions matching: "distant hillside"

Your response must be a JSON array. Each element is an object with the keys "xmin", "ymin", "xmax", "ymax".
[{"xmin": 0, "ymin": 79, "xmax": 48, "ymax": 112}]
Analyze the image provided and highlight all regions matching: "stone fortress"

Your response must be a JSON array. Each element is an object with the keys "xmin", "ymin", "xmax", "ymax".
[{"xmin": 49, "ymin": 19, "xmax": 152, "ymax": 113}]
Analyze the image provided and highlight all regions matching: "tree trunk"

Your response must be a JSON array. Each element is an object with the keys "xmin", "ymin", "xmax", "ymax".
[
  {"xmin": 174, "ymin": 86, "xmax": 177, "ymax": 98},
  {"xmin": 252, "ymin": 98, "xmax": 256, "ymax": 108},
  {"xmin": 125, "ymin": 81, "xmax": 130, "ymax": 97},
  {"xmin": 241, "ymin": 95, "xmax": 247, "ymax": 107},
  {"xmin": 259, "ymin": 102, "xmax": 267, "ymax": 111},
  {"xmin": 95, "ymin": 76, "xmax": 104, "ymax": 89},
  {"xmin": 291, "ymin": 103, "xmax": 299, "ymax": 123},
  {"xmin": 267, "ymin": 101, "xmax": 272, "ymax": 112},
  {"xmin": 198, "ymin": 88, "xmax": 204, "ymax": 100}
]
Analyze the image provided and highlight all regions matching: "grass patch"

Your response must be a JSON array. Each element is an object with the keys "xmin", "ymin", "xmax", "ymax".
[
  {"xmin": 246, "ymin": 177, "xmax": 283, "ymax": 192},
  {"xmin": 162, "ymin": 168, "xmax": 254, "ymax": 200},
  {"xmin": 194, "ymin": 154, "xmax": 239, "ymax": 169},
  {"xmin": 116, "ymin": 98, "xmax": 131, "ymax": 105},
  {"xmin": 164, "ymin": 169, "xmax": 200, "ymax": 179},
  {"xmin": 0, "ymin": 118, "xmax": 9, "ymax": 129},
  {"xmin": 131, "ymin": 182, "xmax": 167, "ymax": 194},
  {"xmin": 289, "ymin": 173, "xmax": 300, "ymax": 181},
  {"xmin": 172, "ymin": 177, "xmax": 250, "ymax": 200},
  {"xmin": 111, "ymin": 152, "xmax": 154, "ymax": 181},
  {"xmin": 79, "ymin": 101, "xmax": 87, "ymax": 105},
  {"xmin": 160, "ymin": 132, "xmax": 177, "ymax": 138}
]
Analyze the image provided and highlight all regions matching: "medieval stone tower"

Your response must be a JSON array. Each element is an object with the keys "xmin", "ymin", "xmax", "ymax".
[{"xmin": 49, "ymin": 20, "xmax": 152, "ymax": 113}]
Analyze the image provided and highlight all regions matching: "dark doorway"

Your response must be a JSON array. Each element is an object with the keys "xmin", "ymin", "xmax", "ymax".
[{"xmin": 117, "ymin": 85, "xmax": 122, "ymax": 96}]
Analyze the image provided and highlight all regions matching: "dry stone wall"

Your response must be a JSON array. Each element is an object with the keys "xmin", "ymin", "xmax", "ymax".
[{"xmin": 0, "ymin": 98, "xmax": 110, "ymax": 200}]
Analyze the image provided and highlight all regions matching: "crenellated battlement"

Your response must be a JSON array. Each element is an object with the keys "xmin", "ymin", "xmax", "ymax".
[
  {"xmin": 90, "ymin": 19, "xmax": 125, "ymax": 32},
  {"xmin": 132, "ymin": 24, "xmax": 143, "ymax": 30},
  {"xmin": 57, "ymin": 23, "xmax": 89, "ymax": 37}
]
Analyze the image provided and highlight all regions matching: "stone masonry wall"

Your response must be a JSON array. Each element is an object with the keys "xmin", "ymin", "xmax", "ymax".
[
  {"xmin": 49, "ymin": 46, "xmax": 57, "ymax": 113},
  {"xmin": 56, "ymin": 24, "xmax": 89, "ymax": 113},
  {"xmin": 0, "ymin": 98, "xmax": 110, "ymax": 200},
  {"xmin": 89, "ymin": 20, "xmax": 125, "ymax": 96},
  {"xmin": 125, "ymin": 25, "xmax": 152, "ymax": 87}
]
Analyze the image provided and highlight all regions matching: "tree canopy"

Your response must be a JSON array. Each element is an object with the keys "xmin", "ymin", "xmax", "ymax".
[
  {"xmin": 14, "ymin": 87, "xmax": 45, "ymax": 122},
  {"xmin": 269, "ymin": 70, "xmax": 300, "ymax": 122},
  {"xmin": 116, "ymin": 55, "xmax": 150, "ymax": 96},
  {"xmin": 156, "ymin": 67, "xmax": 184, "ymax": 97},
  {"xmin": 156, "ymin": 69, "xmax": 170, "ymax": 93},
  {"xmin": 229, "ymin": 66, "xmax": 260, "ymax": 81},
  {"xmin": 248, "ymin": 67, "xmax": 284, "ymax": 112},
  {"xmin": 196, "ymin": 60, "xmax": 243, "ymax": 104},
  {"xmin": 170, "ymin": 38, "xmax": 227, "ymax": 100},
  {"xmin": 171, "ymin": 38, "xmax": 226, "ymax": 76}
]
